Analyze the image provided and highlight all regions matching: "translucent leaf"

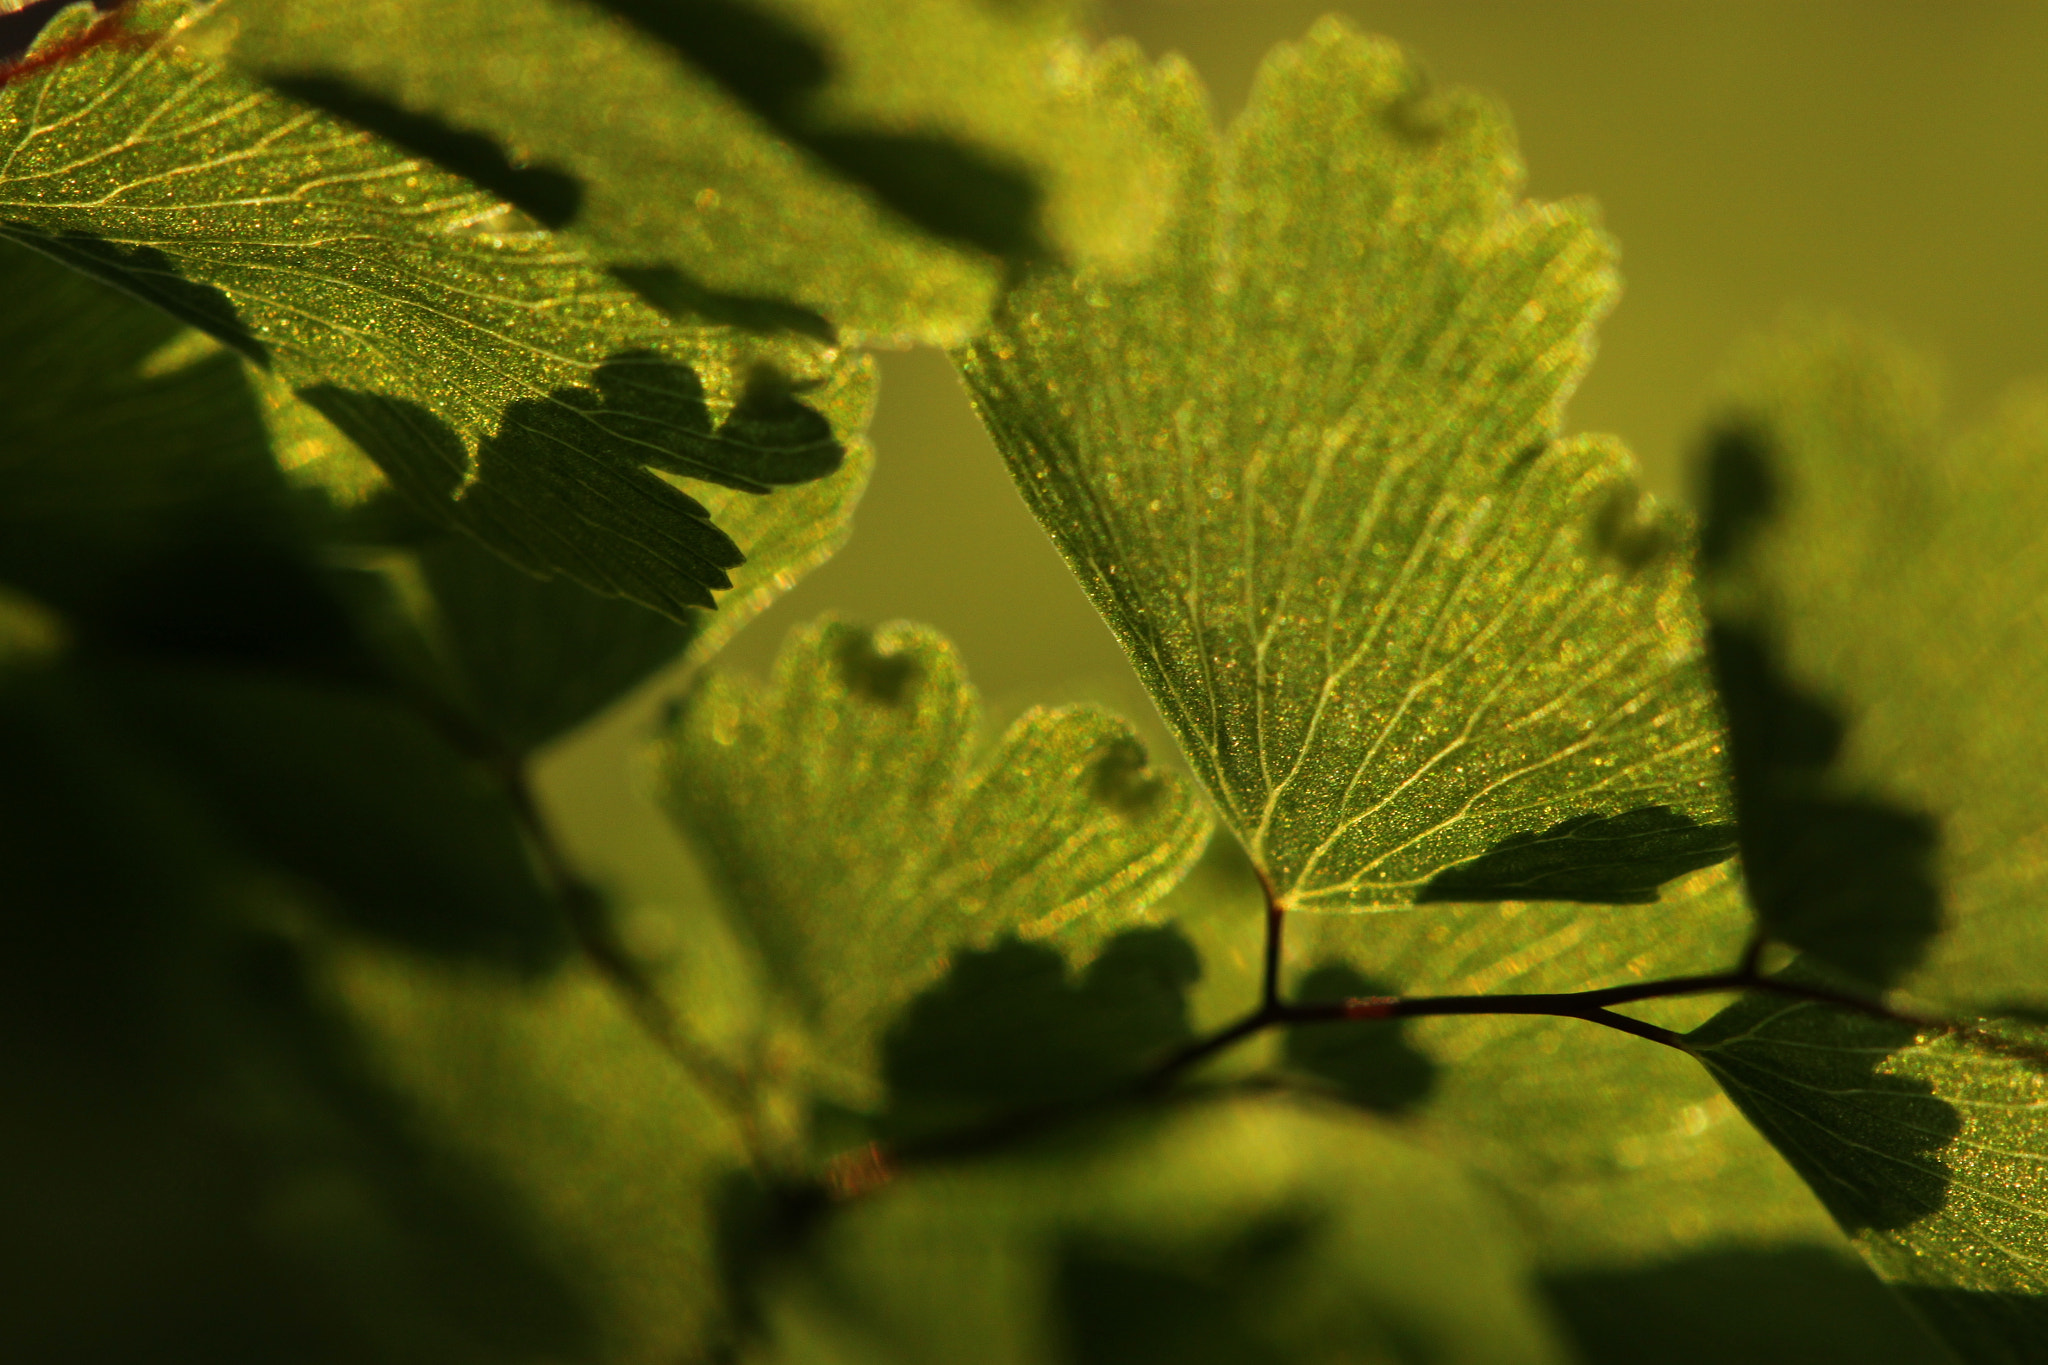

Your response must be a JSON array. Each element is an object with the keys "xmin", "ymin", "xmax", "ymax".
[
  {"xmin": 1694, "ymin": 999, "xmax": 2048, "ymax": 1361},
  {"xmin": 367, "ymin": 351, "xmax": 874, "ymax": 753},
  {"xmin": 958, "ymin": 21, "xmax": 1733, "ymax": 911},
  {"xmin": 1697, "ymin": 321, "xmax": 2048, "ymax": 1008},
  {"xmin": 221, "ymin": 0, "xmax": 1176, "ymax": 344},
  {"xmin": 0, "ymin": 0, "xmax": 861, "ymax": 617},
  {"xmin": 747, "ymin": 1096, "xmax": 1570, "ymax": 1365},
  {"xmin": 654, "ymin": 617, "xmax": 1212, "ymax": 1103},
  {"xmin": 1162, "ymin": 856, "xmax": 1952, "ymax": 1361}
]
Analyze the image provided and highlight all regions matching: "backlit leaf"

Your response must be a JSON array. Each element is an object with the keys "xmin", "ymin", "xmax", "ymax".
[
  {"xmin": 1694, "ymin": 998, "xmax": 2048, "ymax": 1362},
  {"xmin": 958, "ymin": 21, "xmax": 1733, "ymax": 912},
  {"xmin": 221, "ymin": 0, "xmax": 1175, "ymax": 344},
  {"xmin": 1697, "ymin": 320, "xmax": 2048, "ymax": 1008},
  {"xmin": 654, "ymin": 617, "xmax": 1211, "ymax": 1106},
  {"xmin": 0, "ymin": 0, "xmax": 861, "ymax": 617}
]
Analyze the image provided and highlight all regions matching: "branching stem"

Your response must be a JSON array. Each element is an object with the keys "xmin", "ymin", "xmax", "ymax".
[{"xmin": 402, "ymin": 684, "xmax": 771, "ymax": 1167}]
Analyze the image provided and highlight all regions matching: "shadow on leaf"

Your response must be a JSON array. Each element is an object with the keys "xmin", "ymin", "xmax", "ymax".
[
  {"xmin": 268, "ymin": 74, "xmax": 584, "ymax": 228},
  {"xmin": 1055, "ymin": 1213, "xmax": 1317, "ymax": 1365},
  {"xmin": 1690, "ymin": 996, "xmax": 1957, "ymax": 1233},
  {"xmin": 5, "ymin": 225, "xmax": 269, "ymax": 363},
  {"xmin": 1282, "ymin": 964, "xmax": 1435, "ymax": 1114},
  {"xmin": 609, "ymin": 263, "xmax": 835, "ymax": 342},
  {"xmin": 1419, "ymin": 805, "xmax": 1738, "ymax": 906},
  {"xmin": 1895, "ymin": 1286, "xmax": 2048, "ymax": 1364},
  {"xmin": 300, "ymin": 348, "xmax": 846, "ymax": 613},
  {"xmin": 1698, "ymin": 424, "xmax": 1944, "ymax": 986},
  {"xmin": 416, "ymin": 531, "xmax": 698, "ymax": 754},
  {"xmin": 876, "ymin": 928, "xmax": 1201, "ymax": 1142},
  {"xmin": 590, "ymin": 0, "xmax": 1046, "ymax": 258},
  {"xmin": 1542, "ymin": 1245, "xmax": 1953, "ymax": 1365}
]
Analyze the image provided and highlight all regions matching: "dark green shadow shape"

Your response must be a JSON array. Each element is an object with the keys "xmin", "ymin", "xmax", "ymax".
[
  {"xmin": 877, "ymin": 928, "xmax": 1201, "ymax": 1142},
  {"xmin": 1897, "ymin": 1286, "xmax": 2048, "ymax": 1365},
  {"xmin": 591, "ymin": 0, "xmax": 1047, "ymax": 259},
  {"xmin": 1699, "ymin": 424, "xmax": 1943, "ymax": 987},
  {"xmin": 1282, "ymin": 964, "xmax": 1435, "ymax": 1114},
  {"xmin": 608, "ymin": 263, "xmax": 835, "ymax": 343},
  {"xmin": 1419, "ymin": 805, "xmax": 1738, "ymax": 906},
  {"xmin": 1056, "ymin": 1214, "xmax": 1317, "ymax": 1365},
  {"xmin": 1542, "ymin": 1246, "xmax": 1954, "ymax": 1365},
  {"xmin": 416, "ymin": 531, "xmax": 698, "ymax": 755},
  {"xmin": 299, "ymin": 353, "xmax": 842, "ymax": 613},
  {"xmin": 1690, "ymin": 995, "xmax": 1958, "ymax": 1234},
  {"xmin": 4, "ymin": 224, "xmax": 270, "ymax": 364},
  {"xmin": 268, "ymin": 73, "xmax": 584, "ymax": 228},
  {"xmin": 0, "ymin": 681, "xmax": 593, "ymax": 1365}
]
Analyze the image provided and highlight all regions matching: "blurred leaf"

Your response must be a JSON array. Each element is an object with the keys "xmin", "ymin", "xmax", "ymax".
[
  {"xmin": 1, "ymin": 0, "xmax": 860, "ymax": 617},
  {"xmin": 0, "ymin": 668, "xmax": 602, "ymax": 1365},
  {"xmin": 654, "ymin": 617, "xmax": 1212, "ymax": 1103},
  {"xmin": 958, "ymin": 20, "xmax": 1733, "ymax": 911},
  {"xmin": 311, "ymin": 928, "xmax": 754, "ymax": 1365},
  {"xmin": 1697, "ymin": 321, "xmax": 2048, "ymax": 1007},
  {"xmin": 1692, "ymin": 998, "xmax": 2048, "ymax": 1363},
  {"xmin": 1542, "ymin": 1246, "xmax": 1954, "ymax": 1365},
  {"xmin": 0, "ymin": 236, "xmax": 374, "ymax": 678},
  {"xmin": 222, "ymin": 0, "xmax": 1176, "ymax": 344},
  {"xmin": 746, "ymin": 1096, "xmax": 1570, "ymax": 1365},
  {"xmin": 104, "ymin": 661, "xmax": 566, "ymax": 970},
  {"xmin": 877, "ymin": 926, "xmax": 1201, "ymax": 1142}
]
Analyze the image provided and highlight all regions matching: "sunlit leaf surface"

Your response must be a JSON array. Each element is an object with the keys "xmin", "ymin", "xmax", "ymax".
[
  {"xmin": 221, "ymin": 0, "xmax": 1175, "ymax": 344},
  {"xmin": 0, "ymin": 0, "xmax": 861, "ymax": 617},
  {"xmin": 654, "ymin": 617, "xmax": 1212, "ymax": 1102},
  {"xmin": 960, "ymin": 21, "xmax": 1733, "ymax": 911},
  {"xmin": 1698, "ymin": 321, "xmax": 2048, "ymax": 1008},
  {"xmin": 1694, "ymin": 998, "xmax": 2048, "ymax": 1362}
]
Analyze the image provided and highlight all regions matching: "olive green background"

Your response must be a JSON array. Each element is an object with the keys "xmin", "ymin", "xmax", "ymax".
[{"xmin": 545, "ymin": 1, "xmax": 2048, "ymax": 893}]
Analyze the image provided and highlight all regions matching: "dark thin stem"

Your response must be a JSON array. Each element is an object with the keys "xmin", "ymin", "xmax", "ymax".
[
  {"xmin": 496, "ymin": 755, "xmax": 766, "ymax": 1155},
  {"xmin": 401, "ymin": 685, "xmax": 768, "ymax": 1164},
  {"xmin": 1256, "ymin": 866, "xmax": 1285, "ymax": 1013}
]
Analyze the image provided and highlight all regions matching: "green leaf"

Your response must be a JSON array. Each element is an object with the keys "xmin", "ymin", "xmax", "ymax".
[
  {"xmin": 309, "ymin": 927, "xmax": 753, "ymax": 1364},
  {"xmin": 1156, "ymin": 856, "xmax": 1952, "ymax": 1362},
  {"xmin": 380, "ymin": 347, "xmax": 874, "ymax": 754},
  {"xmin": 654, "ymin": 617, "xmax": 1212, "ymax": 1105},
  {"xmin": 0, "ymin": 236, "xmax": 309, "ymax": 642},
  {"xmin": 1, "ymin": 0, "xmax": 863, "ymax": 617},
  {"xmin": 220, "ymin": 0, "xmax": 1176, "ymax": 344},
  {"xmin": 957, "ymin": 20, "xmax": 1733, "ymax": 911},
  {"xmin": 0, "ymin": 667, "xmax": 605, "ymax": 1365},
  {"xmin": 1693, "ymin": 998, "xmax": 2048, "ymax": 1362},
  {"xmin": 105, "ymin": 660, "xmax": 567, "ymax": 969},
  {"xmin": 746, "ymin": 1096, "xmax": 1571, "ymax": 1365},
  {"xmin": 1697, "ymin": 320, "xmax": 2048, "ymax": 1007}
]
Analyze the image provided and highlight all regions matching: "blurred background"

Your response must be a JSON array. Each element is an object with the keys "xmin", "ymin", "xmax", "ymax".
[{"xmin": 545, "ymin": 0, "xmax": 2048, "ymax": 895}]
